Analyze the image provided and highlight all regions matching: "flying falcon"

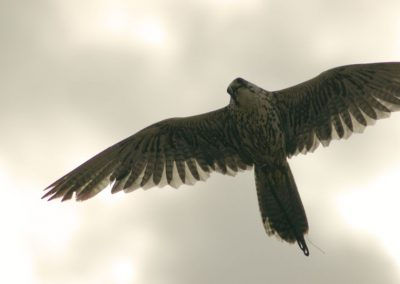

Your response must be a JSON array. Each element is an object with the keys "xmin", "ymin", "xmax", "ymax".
[{"xmin": 43, "ymin": 62, "xmax": 400, "ymax": 256}]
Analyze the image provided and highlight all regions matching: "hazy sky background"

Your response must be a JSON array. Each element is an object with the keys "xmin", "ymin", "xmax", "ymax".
[{"xmin": 1, "ymin": 0, "xmax": 400, "ymax": 283}]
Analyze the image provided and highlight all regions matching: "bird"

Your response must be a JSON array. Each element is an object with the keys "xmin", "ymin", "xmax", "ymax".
[{"xmin": 43, "ymin": 62, "xmax": 400, "ymax": 256}]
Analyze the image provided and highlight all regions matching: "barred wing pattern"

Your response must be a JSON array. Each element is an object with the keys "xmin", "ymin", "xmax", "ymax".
[
  {"xmin": 272, "ymin": 62, "xmax": 400, "ymax": 157},
  {"xmin": 43, "ymin": 107, "xmax": 253, "ymax": 201}
]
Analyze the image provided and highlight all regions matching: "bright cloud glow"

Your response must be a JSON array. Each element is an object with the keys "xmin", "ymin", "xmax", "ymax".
[
  {"xmin": 133, "ymin": 18, "xmax": 166, "ymax": 45},
  {"xmin": 337, "ymin": 166, "xmax": 400, "ymax": 266},
  {"xmin": 204, "ymin": 0, "xmax": 262, "ymax": 13},
  {"xmin": 31, "ymin": 201, "xmax": 80, "ymax": 253},
  {"xmin": 51, "ymin": 1, "xmax": 183, "ymax": 62},
  {"xmin": 0, "ymin": 161, "xmax": 80, "ymax": 283},
  {"xmin": 104, "ymin": 9, "xmax": 130, "ymax": 36},
  {"xmin": 102, "ymin": 8, "xmax": 167, "ymax": 47},
  {"xmin": 110, "ymin": 258, "xmax": 136, "ymax": 284},
  {"xmin": 0, "ymin": 167, "xmax": 34, "ymax": 283},
  {"xmin": 59, "ymin": 2, "xmax": 169, "ymax": 49}
]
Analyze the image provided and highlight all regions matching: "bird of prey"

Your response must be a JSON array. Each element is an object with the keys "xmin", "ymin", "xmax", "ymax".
[{"xmin": 43, "ymin": 62, "xmax": 400, "ymax": 256}]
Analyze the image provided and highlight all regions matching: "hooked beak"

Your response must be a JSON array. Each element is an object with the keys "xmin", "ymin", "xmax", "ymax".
[
  {"xmin": 227, "ymin": 77, "xmax": 245, "ymax": 96},
  {"xmin": 228, "ymin": 78, "xmax": 245, "ymax": 104}
]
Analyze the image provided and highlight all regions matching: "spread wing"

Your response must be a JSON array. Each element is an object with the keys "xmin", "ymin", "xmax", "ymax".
[
  {"xmin": 43, "ymin": 107, "xmax": 253, "ymax": 201},
  {"xmin": 272, "ymin": 62, "xmax": 400, "ymax": 157}
]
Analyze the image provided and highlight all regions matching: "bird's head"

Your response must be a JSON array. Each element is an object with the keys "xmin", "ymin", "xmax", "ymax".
[{"xmin": 227, "ymin": 77, "xmax": 265, "ymax": 111}]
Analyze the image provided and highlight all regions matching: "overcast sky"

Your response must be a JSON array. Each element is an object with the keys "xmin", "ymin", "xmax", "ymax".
[{"xmin": 1, "ymin": 0, "xmax": 400, "ymax": 283}]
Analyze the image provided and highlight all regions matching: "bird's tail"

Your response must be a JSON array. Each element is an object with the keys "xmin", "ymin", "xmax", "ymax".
[{"xmin": 254, "ymin": 161, "xmax": 309, "ymax": 255}]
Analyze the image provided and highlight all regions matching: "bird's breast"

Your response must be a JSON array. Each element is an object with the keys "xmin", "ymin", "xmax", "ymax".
[{"xmin": 233, "ymin": 110, "xmax": 285, "ymax": 162}]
